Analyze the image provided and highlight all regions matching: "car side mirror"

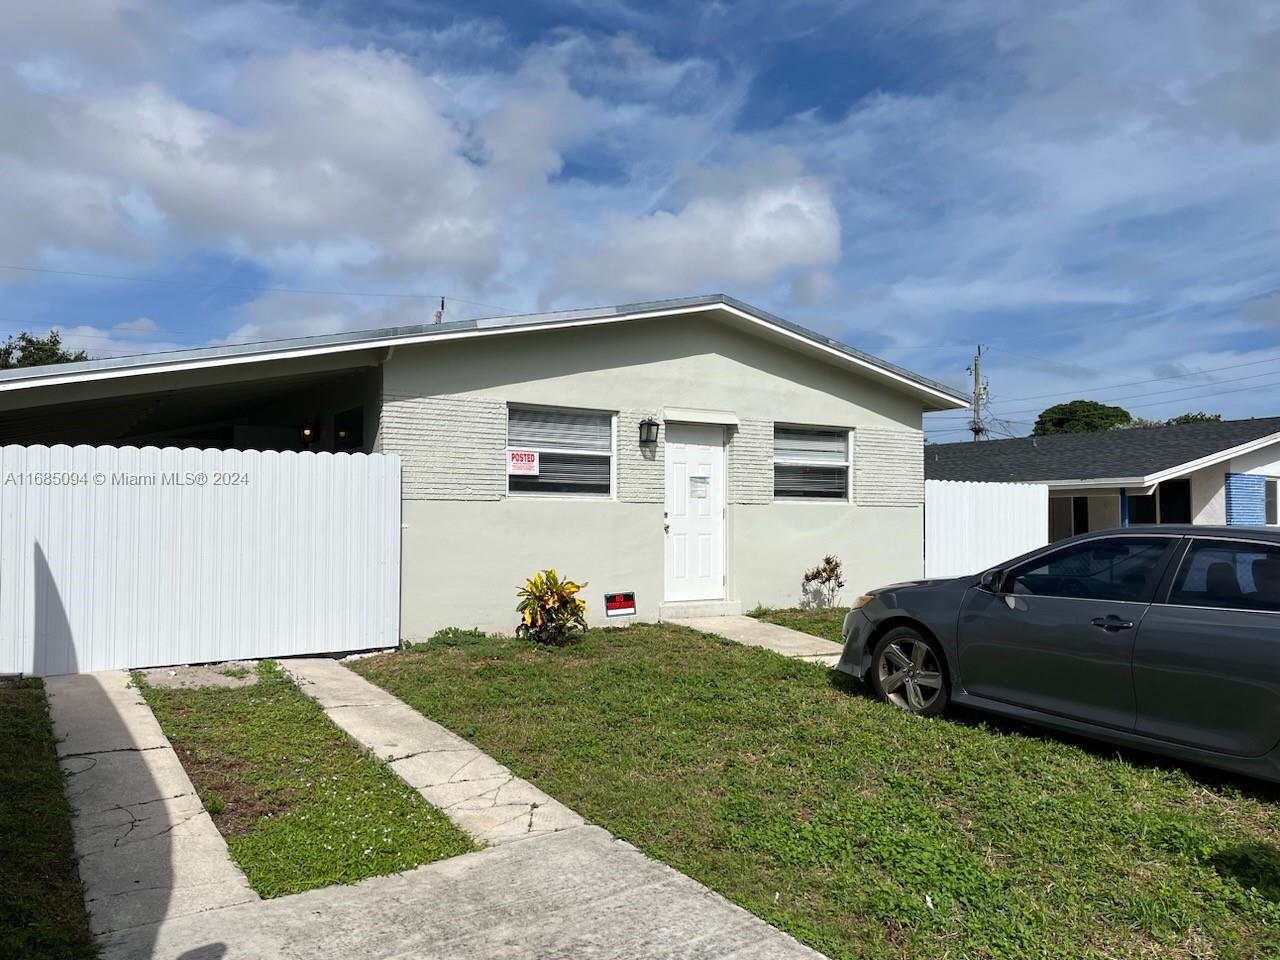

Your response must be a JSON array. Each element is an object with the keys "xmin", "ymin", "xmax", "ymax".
[{"xmin": 979, "ymin": 568, "xmax": 1005, "ymax": 593}]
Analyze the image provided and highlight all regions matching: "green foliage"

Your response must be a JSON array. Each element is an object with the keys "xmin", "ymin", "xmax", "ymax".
[
  {"xmin": 1033, "ymin": 399, "xmax": 1132, "ymax": 435},
  {"xmin": 0, "ymin": 680, "xmax": 96, "ymax": 960},
  {"xmin": 137, "ymin": 660, "xmax": 475, "ymax": 897},
  {"xmin": 1166, "ymin": 411, "xmax": 1222, "ymax": 425},
  {"xmin": 358, "ymin": 625, "xmax": 1280, "ymax": 960},
  {"xmin": 516, "ymin": 568, "xmax": 588, "ymax": 645},
  {"xmin": 1131, "ymin": 411, "xmax": 1223, "ymax": 429},
  {"xmin": 0, "ymin": 330, "xmax": 88, "ymax": 369},
  {"xmin": 802, "ymin": 554, "xmax": 846, "ymax": 608}
]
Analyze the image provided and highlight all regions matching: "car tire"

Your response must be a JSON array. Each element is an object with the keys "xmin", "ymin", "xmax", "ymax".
[{"xmin": 868, "ymin": 626, "xmax": 949, "ymax": 717}]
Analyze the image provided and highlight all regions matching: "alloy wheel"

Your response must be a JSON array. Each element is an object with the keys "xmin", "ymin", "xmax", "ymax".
[{"xmin": 876, "ymin": 638, "xmax": 943, "ymax": 712}]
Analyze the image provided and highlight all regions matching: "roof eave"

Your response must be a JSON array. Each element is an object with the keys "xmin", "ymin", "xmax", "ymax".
[{"xmin": 0, "ymin": 295, "xmax": 969, "ymax": 410}]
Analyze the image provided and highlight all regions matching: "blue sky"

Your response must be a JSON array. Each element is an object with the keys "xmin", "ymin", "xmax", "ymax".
[{"xmin": 1, "ymin": 1, "xmax": 1278, "ymax": 439}]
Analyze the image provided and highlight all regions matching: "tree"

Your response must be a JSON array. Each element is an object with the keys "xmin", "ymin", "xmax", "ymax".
[
  {"xmin": 1128, "ymin": 411, "xmax": 1223, "ymax": 429},
  {"xmin": 0, "ymin": 330, "xmax": 88, "ymax": 369},
  {"xmin": 1032, "ymin": 399, "xmax": 1131, "ymax": 436}
]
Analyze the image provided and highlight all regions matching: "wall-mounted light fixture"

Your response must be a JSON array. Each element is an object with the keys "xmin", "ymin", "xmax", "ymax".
[
  {"xmin": 638, "ymin": 417, "xmax": 660, "ymax": 446},
  {"xmin": 300, "ymin": 424, "xmax": 317, "ymax": 445}
]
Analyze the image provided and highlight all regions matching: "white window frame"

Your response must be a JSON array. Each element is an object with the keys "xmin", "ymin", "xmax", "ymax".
[
  {"xmin": 505, "ymin": 403, "xmax": 617, "ymax": 501},
  {"xmin": 772, "ymin": 424, "xmax": 853, "ymax": 503}
]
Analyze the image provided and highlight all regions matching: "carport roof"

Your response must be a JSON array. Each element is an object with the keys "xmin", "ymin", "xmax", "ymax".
[
  {"xmin": 926, "ymin": 416, "xmax": 1280, "ymax": 487},
  {"xmin": 0, "ymin": 295, "xmax": 969, "ymax": 411}
]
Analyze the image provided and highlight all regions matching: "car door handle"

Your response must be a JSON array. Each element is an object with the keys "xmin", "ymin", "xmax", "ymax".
[{"xmin": 1090, "ymin": 615, "xmax": 1134, "ymax": 631}]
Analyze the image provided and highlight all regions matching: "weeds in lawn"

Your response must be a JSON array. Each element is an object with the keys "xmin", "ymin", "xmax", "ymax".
[
  {"xmin": 0, "ymin": 680, "xmax": 96, "ymax": 960},
  {"xmin": 138, "ymin": 660, "xmax": 476, "ymax": 897},
  {"xmin": 356, "ymin": 624, "xmax": 1280, "ymax": 960}
]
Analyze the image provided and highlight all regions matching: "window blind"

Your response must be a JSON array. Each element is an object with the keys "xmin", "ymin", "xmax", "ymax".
[
  {"xmin": 508, "ymin": 407, "xmax": 611, "ymax": 452},
  {"xmin": 774, "ymin": 427, "xmax": 849, "ymax": 499},
  {"xmin": 508, "ymin": 406, "xmax": 612, "ymax": 496}
]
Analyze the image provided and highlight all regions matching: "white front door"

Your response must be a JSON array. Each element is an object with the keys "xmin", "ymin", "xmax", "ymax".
[{"xmin": 664, "ymin": 423, "xmax": 725, "ymax": 602}]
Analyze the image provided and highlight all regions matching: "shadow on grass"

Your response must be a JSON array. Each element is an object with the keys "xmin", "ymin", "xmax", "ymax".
[
  {"xmin": 1211, "ymin": 842, "xmax": 1280, "ymax": 902},
  {"xmin": 824, "ymin": 665, "xmax": 1280, "ymax": 803}
]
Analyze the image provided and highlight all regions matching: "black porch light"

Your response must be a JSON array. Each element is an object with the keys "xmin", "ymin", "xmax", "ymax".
[{"xmin": 638, "ymin": 417, "xmax": 660, "ymax": 445}]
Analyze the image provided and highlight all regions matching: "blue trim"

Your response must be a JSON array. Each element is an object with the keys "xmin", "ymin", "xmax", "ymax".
[{"xmin": 1119, "ymin": 490, "xmax": 1129, "ymax": 527}]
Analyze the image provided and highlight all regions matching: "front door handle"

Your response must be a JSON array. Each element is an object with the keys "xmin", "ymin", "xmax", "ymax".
[{"xmin": 1090, "ymin": 615, "xmax": 1134, "ymax": 631}]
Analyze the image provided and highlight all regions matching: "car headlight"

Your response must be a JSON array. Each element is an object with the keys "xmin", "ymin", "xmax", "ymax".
[{"xmin": 852, "ymin": 594, "xmax": 875, "ymax": 609}]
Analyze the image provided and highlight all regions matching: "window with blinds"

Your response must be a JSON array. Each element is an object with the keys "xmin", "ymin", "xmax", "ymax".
[
  {"xmin": 773, "ymin": 426, "xmax": 850, "ymax": 500},
  {"xmin": 507, "ymin": 406, "xmax": 613, "ymax": 496}
]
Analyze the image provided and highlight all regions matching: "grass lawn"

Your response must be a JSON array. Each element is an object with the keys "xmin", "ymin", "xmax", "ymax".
[
  {"xmin": 0, "ymin": 679, "xmax": 96, "ymax": 960},
  {"xmin": 136, "ymin": 661, "xmax": 475, "ymax": 898},
  {"xmin": 750, "ymin": 605, "xmax": 849, "ymax": 644},
  {"xmin": 355, "ymin": 625, "xmax": 1280, "ymax": 960}
]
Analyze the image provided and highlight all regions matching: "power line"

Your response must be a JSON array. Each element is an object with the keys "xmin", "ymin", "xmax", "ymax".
[
  {"xmin": 928, "ymin": 374, "xmax": 1280, "ymax": 439},
  {"xmin": 986, "ymin": 348, "xmax": 1280, "ymax": 403},
  {"xmin": 984, "ymin": 367, "xmax": 1280, "ymax": 419},
  {"xmin": 0, "ymin": 263, "xmax": 518, "ymax": 314}
]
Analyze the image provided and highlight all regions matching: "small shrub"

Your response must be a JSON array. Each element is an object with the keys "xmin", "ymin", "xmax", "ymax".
[
  {"xmin": 204, "ymin": 793, "xmax": 227, "ymax": 816},
  {"xmin": 802, "ymin": 555, "xmax": 846, "ymax": 608},
  {"xmin": 516, "ymin": 569, "xmax": 588, "ymax": 645}
]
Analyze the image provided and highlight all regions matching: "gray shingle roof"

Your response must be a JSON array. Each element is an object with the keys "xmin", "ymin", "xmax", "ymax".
[{"xmin": 925, "ymin": 416, "xmax": 1280, "ymax": 483}]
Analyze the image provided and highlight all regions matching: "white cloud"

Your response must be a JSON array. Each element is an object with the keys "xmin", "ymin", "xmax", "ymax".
[
  {"xmin": 113, "ymin": 316, "xmax": 158, "ymax": 336},
  {"xmin": 549, "ymin": 162, "xmax": 839, "ymax": 301}
]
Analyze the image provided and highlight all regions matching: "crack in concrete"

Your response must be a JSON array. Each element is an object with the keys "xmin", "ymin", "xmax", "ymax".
[{"xmin": 61, "ymin": 744, "xmax": 169, "ymax": 760}]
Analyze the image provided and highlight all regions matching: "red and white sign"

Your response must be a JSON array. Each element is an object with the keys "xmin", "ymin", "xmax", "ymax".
[
  {"xmin": 507, "ymin": 450, "xmax": 539, "ymax": 475},
  {"xmin": 605, "ymin": 592, "xmax": 637, "ymax": 618}
]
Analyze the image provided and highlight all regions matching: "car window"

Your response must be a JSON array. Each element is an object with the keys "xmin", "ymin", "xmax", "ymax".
[
  {"xmin": 1167, "ymin": 540, "xmax": 1280, "ymax": 613},
  {"xmin": 1006, "ymin": 538, "xmax": 1170, "ymax": 602}
]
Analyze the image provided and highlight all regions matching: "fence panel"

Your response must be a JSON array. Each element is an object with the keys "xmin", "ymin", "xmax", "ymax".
[
  {"xmin": 925, "ymin": 479, "xmax": 1048, "ymax": 578},
  {"xmin": 0, "ymin": 445, "xmax": 400, "ymax": 676}
]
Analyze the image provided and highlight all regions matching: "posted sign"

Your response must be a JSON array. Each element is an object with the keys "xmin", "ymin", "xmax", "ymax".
[
  {"xmin": 605, "ymin": 592, "xmax": 637, "ymax": 618},
  {"xmin": 508, "ymin": 450, "xmax": 539, "ymax": 475}
]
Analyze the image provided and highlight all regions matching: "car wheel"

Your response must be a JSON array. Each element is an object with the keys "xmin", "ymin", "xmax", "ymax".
[{"xmin": 869, "ymin": 627, "xmax": 948, "ymax": 717}]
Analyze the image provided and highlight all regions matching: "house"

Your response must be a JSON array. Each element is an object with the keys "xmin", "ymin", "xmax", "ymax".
[
  {"xmin": 926, "ymin": 416, "xmax": 1280, "ymax": 542},
  {"xmin": 0, "ymin": 295, "xmax": 967, "ymax": 636}
]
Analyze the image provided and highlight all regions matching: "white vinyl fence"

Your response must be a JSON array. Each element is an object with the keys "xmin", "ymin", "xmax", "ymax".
[
  {"xmin": 925, "ymin": 479, "xmax": 1048, "ymax": 578},
  {"xmin": 1, "ymin": 445, "xmax": 401, "ymax": 676}
]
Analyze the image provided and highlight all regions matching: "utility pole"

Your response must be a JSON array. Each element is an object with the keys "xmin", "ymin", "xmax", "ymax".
[{"xmin": 968, "ymin": 345, "xmax": 988, "ymax": 441}]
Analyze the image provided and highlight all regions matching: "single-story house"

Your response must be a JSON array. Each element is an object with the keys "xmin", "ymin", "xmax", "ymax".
[
  {"xmin": 926, "ymin": 416, "xmax": 1280, "ymax": 542},
  {"xmin": 0, "ymin": 295, "xmax": 967, "ymax": 637}
]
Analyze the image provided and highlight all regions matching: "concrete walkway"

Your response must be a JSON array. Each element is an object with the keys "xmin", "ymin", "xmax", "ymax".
[
  {"xmin": 282, "ymin": 658, "xmax": 585, "ymax": 846},
  {"xmin": 101, "ymin": 824, "xmax": 826, "ymax": 960},
  {"xmin": 667, "ymin": 614, "xmax": 844, "ymax": 666},
  {"xmin": 45, "ymin": 672, "xmax": 257, "ymax": 939},
  {"xmin": 93, "ymin": 658, "xmax": 826, "ymax": 960}
]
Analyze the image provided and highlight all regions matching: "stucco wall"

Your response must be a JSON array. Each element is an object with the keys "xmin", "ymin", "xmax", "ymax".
[
  {"xmin": 731, "ymin": 503, "xmax": 923, "ymax": 610},
  {"xmin": 1189, "ymin": 464, "xmax": 1227, "ymax": 524},
  {"xmin": 1229, "ymin": 443, "xmax": 1280, "ymax": 477},
  {"xmin": 383, "ymin": 312, "xmax": 931, "ymax": 638}
]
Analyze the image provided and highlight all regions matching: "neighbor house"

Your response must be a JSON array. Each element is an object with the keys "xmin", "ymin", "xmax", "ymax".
[
  {"xmin": 0, "ymin": 295, "xmax": 967, "ymax": 636},
  {"xmin": 926, "ymin": 416, "xmax": 1280, "ymax": 542}
]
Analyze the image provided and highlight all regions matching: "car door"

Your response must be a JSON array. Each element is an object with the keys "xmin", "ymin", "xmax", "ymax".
[
  {"xmin": 957, "ymin": 536, "xmax": 1178, "ymax": 730},
  {"xmin": 1132, "ymin": 537, "xmax": 1280, "ymax": 757}
]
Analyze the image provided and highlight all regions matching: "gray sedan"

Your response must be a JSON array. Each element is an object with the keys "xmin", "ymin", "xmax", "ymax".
[{"xmin": 836, "ymin": 525, "xmax": 1280, "ymax": 782}]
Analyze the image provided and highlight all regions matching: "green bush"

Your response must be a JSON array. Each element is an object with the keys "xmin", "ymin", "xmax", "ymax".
[{"xmin": 516, "ymin": 569, "xmax": 588, "ymax": 645}]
